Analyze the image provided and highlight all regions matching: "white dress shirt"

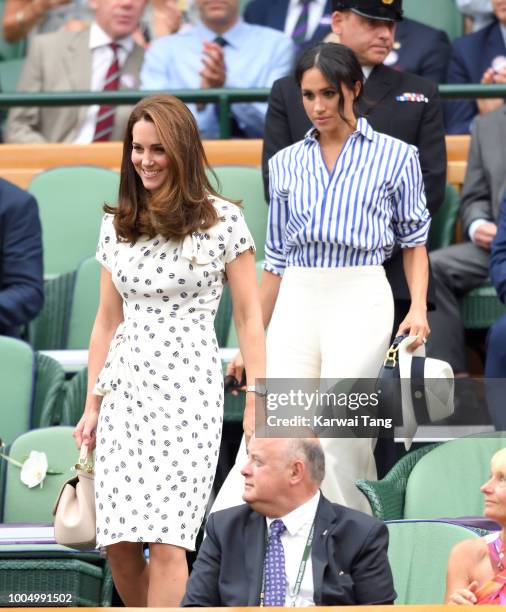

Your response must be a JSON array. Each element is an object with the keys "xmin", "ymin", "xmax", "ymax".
[
  {"xmin": 74, "ymin": 22, "xmax": 135, "ymax": 144},
  {"xmin": 284, "ymin": 0, "xmax": 329, "ymax": 42},
  {"xmin": 266, "ymin": 491, "xmax": 321, "ymax": 607}
]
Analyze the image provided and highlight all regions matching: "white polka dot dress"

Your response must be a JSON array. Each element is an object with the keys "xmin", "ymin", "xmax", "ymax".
[{"xmin": 92, "ymin": 197, "xmax": 255, "ymax": 549}]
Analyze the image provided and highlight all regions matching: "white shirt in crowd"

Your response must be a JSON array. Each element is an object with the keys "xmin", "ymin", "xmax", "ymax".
[
  {"xmin": 74, "ymin": 22, "xmax": 135, "ymax": 144},
  {"xmin": 265, "ymin": 491, "xmax": 321, "ymax": 607}
]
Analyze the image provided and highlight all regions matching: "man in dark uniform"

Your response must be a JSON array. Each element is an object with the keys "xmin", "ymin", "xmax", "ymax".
[
  {"xmin": 262, "ymin": 0, "xmax": 446, "ymax": 323},
  {"xmin": 262, "ymin": 0, "xmax": 447, "ymax": 475}
]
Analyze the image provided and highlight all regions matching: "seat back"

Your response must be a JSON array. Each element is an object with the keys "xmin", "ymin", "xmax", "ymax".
[
  {"xmin": 28, "ymin": 166, "xmax": 119, "ymax": 277},
  {"xmin": 428, "ymin": 184, "xmax": 460, "ymax": 251},
  {"xmin": 207, "ymin": 166, "xmax": 267, "ymax": 260},
  {"xmin": 67, "ymin": 257, "xmax": 101, "ymax": 350},
  {"xmin": 32, "ymin": 353, "xmax": 66, "ymax": 428},
  {"xmin": 404, "ymin": 434, "xmax": 506, "ymax": 519},
  {"xmin": 403, "ymin": 0, "xmax": 464, "ymax": 40},
  {"xmin": 0, "ymin": 337, "xmax": 34, "ymax": 445},
  {"xmin": 2, "ymin": 427, "xmax": 78, "ymax": 523},
  {"xmin": 387, "ymin": 520, "xmax": 479, "ymax": 604},
  {"xmin": 0, "ymin": 57, "xmax": 23, "ymax": 91}
]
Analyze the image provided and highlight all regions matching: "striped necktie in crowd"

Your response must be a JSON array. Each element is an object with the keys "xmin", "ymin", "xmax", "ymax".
[
  {"xmin": 292, "ymin": 0, "xmax": 313, "ymax": 46},
  {"xmin": 93, "ymin": 42, "xmax": 121, "ymax": 142}
]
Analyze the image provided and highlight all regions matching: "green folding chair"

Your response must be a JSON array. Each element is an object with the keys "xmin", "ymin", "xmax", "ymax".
[
  {"xmin": 32, "ymin": 353, "xmax": 66, "ymax": 428},
  {"xmin": 403, "ymin": 0, "xmax": 464, "ymax": 40},
  {"xmin": 387, "ymin": 520, "xmax": 480, "ymax": 604},
  {"xmin": 0, "ymin": 337, "xmax": 33, "ymax": 446},
  {"xmin": 462, "ymin": 284, "xmax": 506, "ymax": 330},
  {"xmin": 356, "ymin": 433, "xmax": 506, "ymax": 520},
  {"xmin": 67, "ymin": 257, "xmax": 101, "ymax": 350},
  {"xmin": 28, "ymin": 166, "xmax": 119, "ymax": 278},
  {"xmin": 0, "ymin": 426, "xmax": 113, "ymax": 606},
  {"xmin": 207, "ymin": 166, "xmax": 267, "ymax": 260},
  {"xmin": 428, "ymin": 184, "xmax": 460, "ymax": 251},
  {"xmin": 2, "ymin": 427, "xmax": 76, "ymax": 523},
  {"xmin": 28, "ymin": 271, "xmax": 76, "ymax": 351},
  {"xmin": 0, "ymin": 57, "xmax": 23, "ymax": 91}
]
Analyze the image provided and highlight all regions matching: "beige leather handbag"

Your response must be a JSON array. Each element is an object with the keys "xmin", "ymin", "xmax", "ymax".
[{"xmin": 53, "ymin": 443, "xmax": 96, "ymax": 551}]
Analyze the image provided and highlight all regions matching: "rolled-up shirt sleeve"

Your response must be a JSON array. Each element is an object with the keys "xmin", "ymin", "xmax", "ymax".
[
  {"xmin": 264, "ymin": 155, "xmax": 289, "ymax": 276},
  {"xmin": 392, "ymin": 148, "xmax": 431, "ymax": 248}
]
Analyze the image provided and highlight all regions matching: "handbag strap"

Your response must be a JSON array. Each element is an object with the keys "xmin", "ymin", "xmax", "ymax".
[
  {"xmin": 383, "ymin": 334, "xmax": 409, "ymax": 370},
  {"xmin": 75, "ymin": 443, "xmax": 94, "ymax": 475}
]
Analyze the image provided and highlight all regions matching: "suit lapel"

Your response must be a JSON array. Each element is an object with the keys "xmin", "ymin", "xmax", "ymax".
[
  {"xmin": 58, "ymin": 30, "xmax": 90, "ymax": 136},
  {"xmin": 311, "ymin": 495, "xmax": 338, "ymax": 606},
  {"xmin": 245, "ymin": 511, "xmax": 267, "ymax": 605},
  {"xmin": 269, "ymin": 0, "xmax": 289, "ymax": 32},
  {"xmin": 63, "ymin": 30, "xmax": 92, "ymax": 92},
  {"xmin": 486, "ymin": 22, "xmax": 506, "ymax": 61},
  {"xmin": 360, "ymin": 64, "xmax": 396, "ymax": 115}
]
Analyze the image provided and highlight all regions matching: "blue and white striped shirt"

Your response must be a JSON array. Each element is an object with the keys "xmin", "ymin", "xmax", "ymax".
[{"xmin": 264, "ymin": 117, "xmax": 431, "ymax": 276}]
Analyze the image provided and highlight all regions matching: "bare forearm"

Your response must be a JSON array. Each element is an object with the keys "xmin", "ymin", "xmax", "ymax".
[
  {"xmin": 235, "ymin": 312, "xmax": 266, "ymax": 387},
  {"xmin": 259, "ymin": 270, "xmax": 282, "ymax": 329},
  {"xmin": 402, "ymin": 246, "xmax": 429, "ymax": 309},
  {"xmin": 3, "ymin": 0, "xmax": 48, "ymax": 42}
]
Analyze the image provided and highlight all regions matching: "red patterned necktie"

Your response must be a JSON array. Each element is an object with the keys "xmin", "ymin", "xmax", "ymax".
[{"xmin": 93, "ymin": 42, "xmax": 121, "ymax": 142}]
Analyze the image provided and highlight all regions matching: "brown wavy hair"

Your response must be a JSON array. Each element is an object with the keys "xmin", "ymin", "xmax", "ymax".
[{"xmin": 105, "ymin": 94, "xmax": 224, "ymax": 242}]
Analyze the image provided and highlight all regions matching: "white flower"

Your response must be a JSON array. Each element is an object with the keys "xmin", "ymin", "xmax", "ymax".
[{"xmin": 20, "ymin": 451, "xmax": 49, "ymax": 488}]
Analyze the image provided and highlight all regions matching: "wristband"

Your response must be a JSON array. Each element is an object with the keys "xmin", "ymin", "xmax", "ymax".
[{"xmin": 246, "ymin": 385, "xmax": 267, "ymax": 397}]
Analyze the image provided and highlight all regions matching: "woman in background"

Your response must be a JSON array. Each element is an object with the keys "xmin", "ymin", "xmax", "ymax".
[{"xmin": 446, "ymin": 447, "xmax": 506, "ymax": 605}]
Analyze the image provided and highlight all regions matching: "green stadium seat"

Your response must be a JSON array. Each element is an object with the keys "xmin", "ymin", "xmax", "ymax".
[
  {"xmin": 462, "ymin": 283, "xmax": 506, "ymax": 330},
  {"xmin": 32, "ymin": 353, "xmax": 66, "ymax": 428},
  {"xmin": 2, "ymin": 427, "xmax": 77, "ymax": 523},
  {"xmin": 66, "ymin": 257, "xmax": 101, "ymax": 350},
  {"xmin": 403, "ymin": 0, "xmax": 464, "ymax": 40},
  {"xmin": 0, "ymin": 57, "xmax": 23, "ymax": 91},
  {"xmin": 0, "ymin": 336, "xmax": 34, "ymax": 445},
  {"xmin": 387, "ymin": 520, "xmax": 480, "ymax": 604},
  {"xmin": 428, "ymin": 184, "xmax": 460, "ymax": 251},
  {"xmin": 356, "ymin": 433, "xmax": 506, "ymax": 520},
  {"xmin": 207, "ymin": 165, "xmax": 267, "ymax": 260},
  {"xmin": 28, "ymin": 166, "xmax": 119, "ymax": 278}
]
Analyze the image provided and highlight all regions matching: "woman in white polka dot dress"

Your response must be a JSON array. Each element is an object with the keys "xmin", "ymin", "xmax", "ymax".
[{"xmin": 73, "ymin": 95, "xmax": 265, "ymax": 607}]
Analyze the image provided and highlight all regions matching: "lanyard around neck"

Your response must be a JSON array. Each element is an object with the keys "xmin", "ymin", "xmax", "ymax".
[{"xmin": 259, "ymin": 521, "xmax": 315, "ymax": 608}]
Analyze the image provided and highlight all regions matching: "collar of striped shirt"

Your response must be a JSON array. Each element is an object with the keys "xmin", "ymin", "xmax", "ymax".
[{"xmin": 304, "ymin": 116, "xmax": 374, "ymax": 144}]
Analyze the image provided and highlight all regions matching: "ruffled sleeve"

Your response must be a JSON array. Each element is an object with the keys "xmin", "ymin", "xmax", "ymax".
[
  {"xmin": 96, "ymin": 213, "xmax": 116, "ymax": 272},
  {"xmin": 180, "ymin": 199, "xmax": 255, "ymax": 266},
  {"xmin": 222, "ymin": 205, "xmax": 256, "ymax": 264}
]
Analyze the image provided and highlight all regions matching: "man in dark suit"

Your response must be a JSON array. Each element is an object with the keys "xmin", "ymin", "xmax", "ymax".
[
  {"xmin": 389, "ymin": 18, "xmax": 451, "ymax": 84},
  {"xmin": 263, "ymin": 0, "xmax": 446, "ymax": 317},
  {"xmin": 445, "ymin": 0, "xmax": 506, "ymax": 134},
  {"xmin": 245, "ymin": 0, "xmax": 450, "ymax": 83},
  {"xmin": 182, "ymin": 436, "xmax": 395, "ymax": 607},
  {"xmin": 244, "ymin": 0, "xmax": 334, "ymax": 50},
  {"xmin": 0, "ymin": 178, "xmax": 44, "ymax": 337}
]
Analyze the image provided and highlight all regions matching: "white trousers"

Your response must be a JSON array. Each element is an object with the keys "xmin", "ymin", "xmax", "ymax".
[{"xmin": 213, "ymin": 266, "xmax": 394, "ymax": 515}]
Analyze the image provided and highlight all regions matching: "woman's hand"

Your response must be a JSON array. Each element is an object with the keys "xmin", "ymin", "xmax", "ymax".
[
  {"xmin": 226, "ymin": 351, "xmax": 245, "ymax": 395},
  {"xmin": 396, "ymin": 304, "xmax": 430, "ymax": 351},
  {"xmin": 73, "ymin": 406, "xmax": 100, "ymax": 451},
  {"xmin": 448, "ymin": 581, "xmax": 479, "ymax": 605}
]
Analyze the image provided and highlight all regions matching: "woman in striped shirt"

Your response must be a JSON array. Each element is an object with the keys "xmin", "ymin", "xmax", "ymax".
[{"xmin": 215, "ymin": 42, "xmax": 431, "ymax": 514}]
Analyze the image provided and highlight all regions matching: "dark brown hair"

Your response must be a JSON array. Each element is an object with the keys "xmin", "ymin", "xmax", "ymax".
[
  {"xmin": 295, "ymin": 42, "xmax": 364, "ymax": 129},
  {"xmin": 105, "ymin": 94, "xmax": 223, "ymax": 242}
]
